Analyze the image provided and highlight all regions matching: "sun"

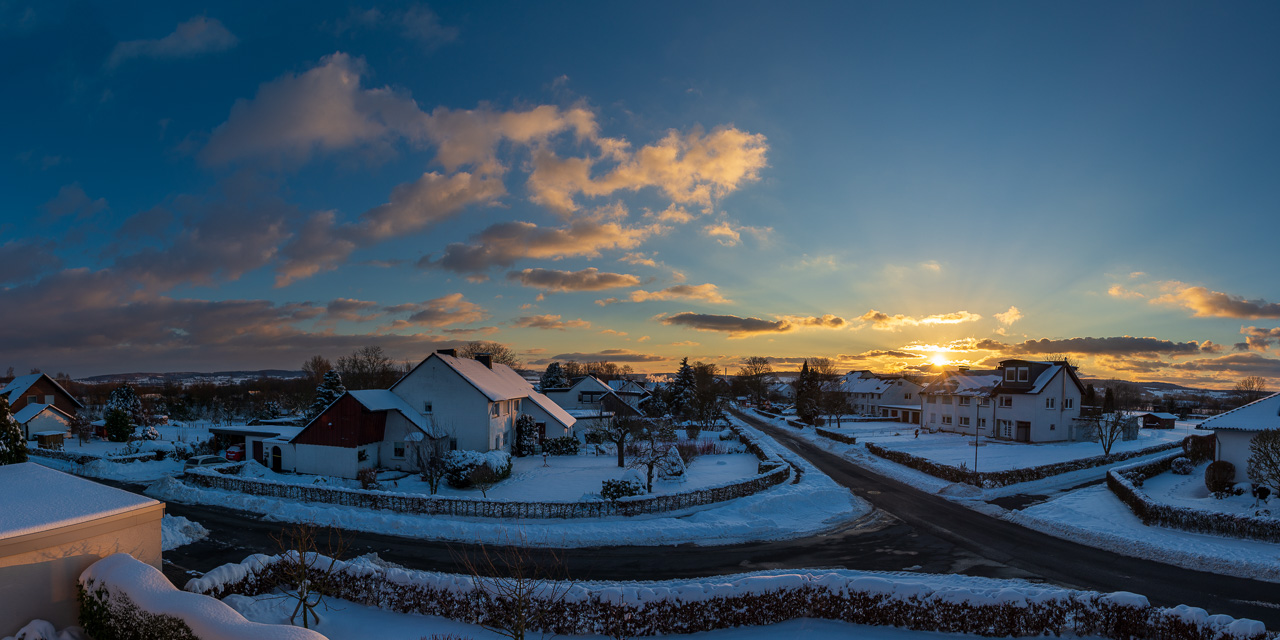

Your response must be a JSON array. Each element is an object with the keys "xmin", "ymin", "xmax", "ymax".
[{"xmin": 931, "ymin": 354, "xmax": 949, "ymax": 367}]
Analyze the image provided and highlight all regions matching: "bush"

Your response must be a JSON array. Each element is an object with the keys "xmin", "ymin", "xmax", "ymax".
[
  {"xmin": 105, "ymin": 409, "xmax": 132, "ymax": 443},
  {"xmin": 718, "ymin": 428, "xmax": 737, "ymax": 441},
  {"xmin": 601, "ymin": 477, "xmax": 646, "ymax": 501},
  {"xmin": 542, "ymin": 435, "xmax": 579, "ymax": 456},
  {"xmin": 684, "ymin": 424, "xmax": 702, "ymax": 440},
  {"xmin": 1170, "ymin": 457, "xmax": 1193, "ymax": 475},
  {"xmin": 1205, "ymin": 460, "xmax": 1236, "ymax": 495},
  {"xmin": 444, "ymin": 450, "xmax": 512, "ymax": 488},
  {"xmin": 357, "ymin": 467, "xmax": 381, "ymax": 490},
  {"xmin": 1182, "ymin": 434, "xmax": 1215, "ymax": 463},
  {"xmin": 1247, "ymin": 428, "xmax": 1280, "ymax": 491},
  {"xmin": 673, "ymin": 441, "xmax": 700, "ymax": 466},
  {"xmin": 139, "ymin": 425, "xmax": 161, "ymax": 441},
  {"xmin": 513, "ymin": 414, "xmax": 539, "ymax": 457}
]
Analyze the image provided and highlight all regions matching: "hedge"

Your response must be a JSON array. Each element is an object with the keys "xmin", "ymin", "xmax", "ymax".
[
  {"xmin": 29, "ymin": 447, "xmax": 163, "ymax": 465},
  {"xmin": 1107, "ymin": 453, "xmax": 1280, "ymax": 543},
  {"xmin": 815, "ymin": 428, "xmax": 857, "ymax": 445},
  {"xmin": 864, "ymin": 439, "xmax": 1184, "ymax": 489},
  {"xmin": 187, "ymin": 552, "xmax": 1271, "ymax": 640}
]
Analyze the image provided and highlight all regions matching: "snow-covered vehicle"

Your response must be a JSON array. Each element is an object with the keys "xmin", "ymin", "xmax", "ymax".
[{"xmin": 184, "ymin": 455, "xmax": 232, "ymax": 471}]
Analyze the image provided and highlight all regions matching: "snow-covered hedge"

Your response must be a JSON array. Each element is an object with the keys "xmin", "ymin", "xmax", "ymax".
[
  {"xmin": 180, "ymin": 457, "xmax": 790, "ymax": 519},
  {"xmin": 187, "ymin": 553, "xmax": 1270, "ymax": 640},
  {"xmin": 815, "ymin": 427, "xmax": 857, "ymax": 445},
  {"xmin": 443, "ymin": 449, "xmax": 512, "ymax": 488},
  {"xmin": 28, "ymin": 447, "xmax": 163, "ymax": 465},
  {"xmin": 1107, "ymin": 452, "xmax": 1280, "ymax": 543},
  {"xmin": 864, "ymin": 439, "xmax": 1184, "ymax": 489},
  {"xmin": 78, "ymin": 553, "xmax": 326, "ymax": 640}
]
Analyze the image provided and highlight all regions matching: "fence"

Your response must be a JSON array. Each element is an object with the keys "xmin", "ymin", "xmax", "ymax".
[
  {"xmin": 1107, "ymin": 453, "xmax": 1280, "ymax": 543},
  {"xmin": 815, "ymin": 427, "xmax": 857, "ymax": 445},
  {"xmin": 864, "ymin": 439, "xmax": 1184, "ymax": 489},
  {"xmin": 27, "ymin": 447, "xmax": 161, "ymax": 465}
]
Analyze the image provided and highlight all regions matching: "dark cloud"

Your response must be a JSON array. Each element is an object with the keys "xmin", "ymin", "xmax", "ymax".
[
  {"xmin": 1007, "ymin": 336, "xmax": 1205, "ymax": 356},
  {"xmin": 383, "ymin": 293, "xmax": 488, "ymax": 329},
  {"xmin": 506, "ymin": 267, "xmax": 640, "ymax": 292},
  {"xmin": 325, "ymin": 298, "xmax": 381, "ymax": 322},
  {"xmin": 509, "ymin": 314, "xmax": 591, "ymax": 330},
  {"xmin": 1169, "ymin": 353, "xmax": 1280, "ymax": 377},
  {"xmin": 43, "ymin": 183, "xmax": 107, "ymax": 219},
  {"xmin": 0, "ymin": 241, "xmax": 62, "ymax": 285},
  {"xmin": 1240, "ymin": 326, "xmax": 1280, "ymax": 351},
  {"xmin": 842, "ymin": 350, "xmax": 921, "ymax": 360},
  {"xmin": 660, "ymin": 312, "xmax": 790, "ymax": 336},
  {"xmin": 1154, "ymin": 283, "xmax": 1280, "ymax": 319},
  {"xmin": 547, "ymin": 349, "xmax": 666, "ymax": 363},
  {"xmin": 107, "ymin": 16, "xmax": 237, "ymax": 68},
  {"xmin": 423, "ymin": 220, "xmax": 657, "ymax": 275}
]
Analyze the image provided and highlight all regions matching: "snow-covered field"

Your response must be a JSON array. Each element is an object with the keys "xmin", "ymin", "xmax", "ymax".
[
  {"xmin": 1141, "ymin": 461, "xmax": 1275, "ymax": 517},
  {"xmin": 146, "ymin": 421, "xmax": 869, "ymax": 547},
  {"xmin": 746, "ymin": 409, "xmax": 1280, "ymax": 582},
  {"xmin": 819, "ymin": 420, "xmax": 1189, "ymax": 471},
  {"xmin": 30, "ymin": 454, "xmax": 185, "ymax": 483},
  {"xmin": 229, "ymin": 450, "xmax": 760, "ymax": 501}
]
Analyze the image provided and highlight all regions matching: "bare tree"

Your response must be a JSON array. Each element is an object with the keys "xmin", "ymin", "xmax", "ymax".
[
  {"xmin": 337, "ymin": 346, "xmax": 399, "ymax": 389},
  {"xmin": 469, "ymin": 464, "xmax": 502, "ymax": 498},
  {"xmin": 1234, "ymin": 376, "xmax": 1269, "ymax": 406},
  {"xmin": 268, "ymin": 524, "xmax": 349, "ymax": 629},
  {"xmin": 458, "ymin": 341, "xmax": 522, "ymax": 369},
  {"xmin": 627, "ymin": 425, "xmax": 684, "ymax": 492},
  {"xmin": 69, "ymin": 414, "xmax": 95, "ymax": 447},
  {"xmin": 1247, "ymin": 429, "xmax": 1280, "ymax": 492},
  {"xmin": 1093, "ymin": 411, "xmax": 1132, "ymax": 456},
  {"xmin": 590, "ymin": 415, "xmax": 647, "ymax": 467},
  {"xmin": 457, "ymin": 539, "xmax": 574, "ymax": 640},
  {"xmin": 738, "ymin": 356, "xmax": 775, "ymax": 406},
  {"xmin": 301, "ymin": 355, "xmax": 333, "ymax": 385},
  {"xmin": 809, "ymin": 357, "xmax": 846, "ymax": 426}
]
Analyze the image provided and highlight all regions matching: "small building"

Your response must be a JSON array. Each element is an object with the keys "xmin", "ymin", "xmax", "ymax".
[
  {"xmin": 0, "ymin": 463, "xmax": 164, "ymax": 635},
  {"xmin": 1197, "ymin": 392, "xmax": 1280, "ymax": 483},
  {"xmin": 12, "ymin": 402, "xmax": 75, "ymax": 441},
  {"xmin": 1, "ymin": 374, "xmax": 84, "ymax": 432},
  {"xmin": 1136, "ymin": 412, "xmax": 1178, "ymax": 429}
]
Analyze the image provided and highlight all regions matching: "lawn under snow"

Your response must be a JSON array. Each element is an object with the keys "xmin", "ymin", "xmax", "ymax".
[
  {"xmin": 1141, "ymin": 461, "xmax": 1275, "ymax": 518},
  {"xmin": 747, "ymin": 410, "xmax": 1280, "ymax": 582},
  {"xmin": 145, "ymin": 421, "xmax": 869, "ymax": 547},
  {"xmin": 818, "ymin": 420, "xmax": 1190, "ymax": 471}
]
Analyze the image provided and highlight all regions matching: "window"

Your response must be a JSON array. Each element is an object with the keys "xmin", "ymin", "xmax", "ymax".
[
  {"xmin": 1045, "ymin": 397, "xmax": 1056, "ymax": 409},
  {"xmin": 1005, "ymin": 368, "xmax": 1016, "ymax": 381},
  {"xmin": 44, "ymin": 395, "xmax": 55, "ymax": 404},
  {"xmin": 513, "ymin": 399, "xmax": 521, "ymax": 412},
  {"xmin": 490, "ymin": 403, "xmax": 499, "ymax": 418},
  {"xmin": 1018, "ymin": 367, "xmax": 1029, "ymax": 382},
  {"xmin": 903, "ymin": 393, "xmax": 912, "ymax": 400},
  {"xmin": 449, "ymin": 437, "xmax": 458, "ymax": 451},
  {"xmin": 1064, "ymin": 398, "xmax": 1074, "ymax": 409},
  {"xmin": 930, "ymin": 413, "xmax": 937, "ymax": 423},
  {"xmin": 926, "ymin": 395, "xmax": 934, "ymax": 404},
  {"xmin": 1050, "ymin": 423, "xmax": 1056, "ymax": 431},
  {"xmin": 959, "ymin": 416, "xmax": 970, "ymax": 426},
  {"xmin": 959, "ymin": 397, "xmax": 971, "ymax": 406},
  {"xmin": 26, "ymin": 395, "xmax": 37, "ymax": 405},
  {"xmin": 978, "ymin": 418, "xmax": 987, "ymax": 428},
  {"xmin": 393, "ymin": 442, "xmax": 405, "ymax": 459},
  {"xmin": 941, "ymin": 415, "xmax": 952, "ymax": 425},
  {"xmin": 423, "ymin": 401, "xmax": 433, "ymax": 414},
  {"xmin": 979, "ymin": 398, "xmax": 990, "ymax": 407},
  {"xmin": 999, "ymin": 396, "xmax": 1013, "ymax": 408},
  {"xmin": 579, "ymin": 391, "xmax": 604, "ymax": 404}
]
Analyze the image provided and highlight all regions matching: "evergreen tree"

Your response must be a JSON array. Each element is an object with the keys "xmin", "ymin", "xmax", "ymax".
[
  {"xmin": 104, "ymin": 409, "xmax": 133, "ymax": 443},
  {"xmin": 513, "ymin": 414, "xmax": 539, "ymax": 457},
  {"xmin": 1084, "ymin": 384, "xmax": 1097, "ymax": 408},
  {"xmin": 1102, "ymin": 387, "xmax": 1116, "ymax": 414},
  {"xmin": 307, "ymin": 370, "xmax": 347, "ymax": 421},
  {"xmin": 107, "ymin": 384, "xmax": 143, "ymax": 424},
  {"xmin": 793, "ymin": 361, "xmax": 820, "ymax": 424},
  {"xmin": 0, "ymin": 397, "xmax": 27, "ymax": 465},
  {"xmin": 668, "ymin": 358, "xmax": 696, "ymax": 420},
  {"xmin": 539, "ymin": 362, "xmax": 569, "ymax": 390}
]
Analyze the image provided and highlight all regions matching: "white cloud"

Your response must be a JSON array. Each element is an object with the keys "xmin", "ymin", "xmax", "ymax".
[
  {"xmin": 995, "ymin": 306, "xmax": 1023, "ymax": 325},
  {"xmin": 108, "ymin": 16, "xmax": 238, "ymax": 68}
]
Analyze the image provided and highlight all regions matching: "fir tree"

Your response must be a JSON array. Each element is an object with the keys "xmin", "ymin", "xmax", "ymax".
[
  {"xmin": 107, "ymin": 384, "xmax": 143, "ymax": 424},
  {"xmin": 0, "ymin": 397, "xmax": 27, "ymax": 465},
  {"xmin": 668, "ymin": 358, "xmax": 696, "ymax": 420},
  {"xmin": 793, "ymin": 361, "xmax": 820, "ymax": 424},
  {"xmin": 513, "ymin": 414, "xmax": 539, "ymax": 457},
  {"xmin": 307, "ymin": 370, "xmax": 347, "ymax": 421},
  {"xmin": 539, "ymin": 362, "xmax": 569, "ymax": 391},
  {"xmin": 1102, "ymin": 387, "xmax": 1116, "ymax": 414},
  {"xmin": 104, "ymin": 408, "xmax": 133, "ymax": 443}
]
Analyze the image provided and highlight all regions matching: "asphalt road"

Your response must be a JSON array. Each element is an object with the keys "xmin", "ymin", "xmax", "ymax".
[{"xmin": 135, "ymin": 409, "xmax": 1280, "ymax": 625}]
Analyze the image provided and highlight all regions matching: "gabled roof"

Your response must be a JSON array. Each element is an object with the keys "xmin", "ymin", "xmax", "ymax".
[
  {"xmin": 608, "ymin": 379, "xmax": 649, "ymax": 395},
  {"xmin": 1, "ymin": 373, "xmax": 85, "ymax": 408},
  {"xmin": 1198, "ymin": 392, "xmax": 1280, "ymax": 432},
  {"xmin": 922, "ymin": 370, "xmax": 1001, "ymax": 396},
  {"xmin": 12, "ymin": 403, "xmax": 73, "ymax": 424},
  {"xmin": 523, "ymin": 391, "xmax": 577, "ymax": 428},
  {"xmin": 1139, "ymin": 412, "xmax": 1179, "ymax": 420},
  {"xmin": 398, "ymin": 353, "xmax": 534, "ymax": 401},
  {"xmin": 348, "ymin": 389, "xmax": 445, "ymax": 438}
]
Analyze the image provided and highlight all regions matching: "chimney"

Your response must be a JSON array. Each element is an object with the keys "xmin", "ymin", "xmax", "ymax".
[
  {"xmin": 957, "ymin": 366, "xmax": 969, "ymax": 372},
  {"xmin": 476, "ymin": 353, "xmax": 493, "ymax": 369},
  {"xmin": 437, "ymin": 348, "xmax": 457, "ymax": 357}
]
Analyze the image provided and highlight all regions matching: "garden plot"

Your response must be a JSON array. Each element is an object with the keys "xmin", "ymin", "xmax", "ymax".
[
  {"xmin": 228, "ymin": 449, "xmax": 763, "ymax": 501},
  {"xmin": 1139, "ymin": 461, "xmax": 1274, "ymax": 518}
]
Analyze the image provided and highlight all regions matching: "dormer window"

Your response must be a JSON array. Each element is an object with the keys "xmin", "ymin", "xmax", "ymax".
[
  {"xmin": 1005, "ymin": 368, "xmax": 1016, "ymax": 382},
  {"xmin": 1018, "ymin": 367, "xmax": 1029, "ymax": 382},
  {"xmin": 424, "ymin": 402, "xmax": 433, "ymax": 414}
]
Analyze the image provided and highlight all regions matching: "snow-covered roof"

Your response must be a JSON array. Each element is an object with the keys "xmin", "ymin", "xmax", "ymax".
[
  {"xmin": 525, "ymin": 391, "xmax": 577, "ymax": 428},
  {"xmin": 565, "ymin": 408, "xmax": 614, "ymax": 418},
  {"xmin": 1140, "ymin": 412, "xmax": 1179, "ymax": 420},
  {"xmin": 0, "ymin": 463, "xmax": 160, "ymax": 540},
  {"xmin": 1, "ymin": 373, "xmax": 84, "ymax": 408},
  {"xmin": 428, "ymin": 353, "xmax": 535, "ymax": 401},
  {"xmin": 348, "ymin": 389, "xmax": 444, "ymax": 438},
  {"xmin": 12, "ymin": 402, "xmax": 69, "ymax": 424},
  {"xmin": 923, "ymin": 371, "xmax": 1001, "ymax": 396},
  {"xmin": 844, "ymin": 376, "xmax": 892, "ymax": 395},
  {"xmin": 1027, "ymin": 365, "xmax": 1063, "ymax": 394},
  {"xmin": 1198, "ymin": 392, "xmax": 1280, "ymax": 432}
]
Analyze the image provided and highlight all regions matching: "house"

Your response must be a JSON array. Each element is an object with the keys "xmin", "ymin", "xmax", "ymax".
[
  {"xmin": 1197, "ymin": 392, "xmax": 1280, "ymax": 483},
  {"xmin": 1136, "ymin": 412, "xmax": 1178, "ymax": 429},
  {"xmin": 921, "ymin": 360, "xmax": 1085, "ymax": 443},
  {"xmin": 12, "ymin": 402, "xmax": 76, "ymax": 441},
  {"xmin": 262, "ymin": 350, "xmax": 575, "ymax": 479},
  {"xmin": 841, "ymin": 371, "xmax": 923, "ymax": 423},
  {"xmin": 1, "ymin": 374, "xmax": 84, "ymax": 438},
  {"xmin": 544, "ymin": 375, "xmax": 642, "ymax": 437},
  {"xmin": 0, "ymin": 463, "xmax": 164, "ymax": 635},
  {"xmin": 607, "ymin": 378, "xmax": 652, "ymax": 410}
]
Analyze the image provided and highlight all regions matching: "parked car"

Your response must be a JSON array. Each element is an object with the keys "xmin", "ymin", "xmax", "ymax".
[
  {"xmin": 225, "ymin": 444, "xmax": 245, "ymax": 461},
  {"xmin": 184, "ymin": 455, "xmax": 232, "ymax": 470}
]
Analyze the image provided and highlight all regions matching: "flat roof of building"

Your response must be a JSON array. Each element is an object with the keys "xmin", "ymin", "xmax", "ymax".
[{"xmin": 0, "ymin": 462, "xmax": 160, "ymax": 540}]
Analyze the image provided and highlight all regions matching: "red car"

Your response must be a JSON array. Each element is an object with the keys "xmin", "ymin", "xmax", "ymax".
[{"xmin": 225, "ymin": 444, "xmax": 245, "ymax": 462}]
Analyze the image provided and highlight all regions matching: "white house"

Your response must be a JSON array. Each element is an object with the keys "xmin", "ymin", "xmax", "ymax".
[
  {"xmin": 607, "ymin": 378, "xmax": 652, "ymax": 409},
  {"xmin": 922, "ymin": 360, "xmax": 1085, "ymax": 443},
  {"xmin": 12, "ymin": 402, "xmax": 75, "ymax": 441},
  {"xmin": 1198, "ymin": 392, "xmax": 1280, "ymax": 483},
  {"xmin": 261, "ymin": 350, "xmax": 576, "ymax": 479},
  {"xmin": 543, "ymin": 375, "xmax": 643, "ymax": 437},
  {"xmin": 842, "ymin": 371, "xmax": 923, "ymax": 423}
]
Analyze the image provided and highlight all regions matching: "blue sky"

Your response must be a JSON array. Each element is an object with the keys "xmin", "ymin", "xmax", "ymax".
[{"xmin": 3, "ymin": 1, "xmax": 1280, "ymax": 387}]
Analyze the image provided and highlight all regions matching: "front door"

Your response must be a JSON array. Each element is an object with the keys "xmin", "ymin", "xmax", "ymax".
[
  {"xmin": 271, "ymin": 446, "xmax": 283, "ymax": 472},
  {"xmin": 1016, "ymin": 421, "xmax": 1031, "ymax": 443},
  {"xmin": 252, "ymin": 440, "xmax": 263, "ymax": 463}
]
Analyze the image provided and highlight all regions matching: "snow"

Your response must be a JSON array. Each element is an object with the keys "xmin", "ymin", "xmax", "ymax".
[
  {"xmin": 1141, "ymin": 461, "xmax": 1276, "ymax": 517},
  {"xmin": 1, "ymin": 373, "xmax": 44, "ymax": 404},
  {"xmin": 31, "ymin": 453, "xmax": 186, "ymax": 483},
  {"xmin": 80, "ymin": 554, "xmax": 326, "ymax": 640},
  {"xmin": 161, "ymin": 514, "xmax": 209, "ymax": 551},
  {"xmin": 147, "ymin": 424, "xmax": 868, "ymax": 548},
  {"xmin": 0, "ymin": 620, "xmax": 87, "ymax": 640},
  {"xmin": 345, "ymin": 389, "xmax": 439, "ymax": 437},
  {"xmin": 861, "ymin": 425, "xmax": 1187, "ymax": 471},
  {"xmin": 1198, "ymin": 392, "xmax": 1280, "ymax": 431},
  {"xmin": 13, "ymin": 403, "xmax": 59, "ymax": 425},
  {"xmin": 0, "ymin": 463, "xmax": 159, "ymax": 539}
]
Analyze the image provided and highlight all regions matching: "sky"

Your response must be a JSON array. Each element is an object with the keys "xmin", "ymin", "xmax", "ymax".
[{"xmin": 3, "ymin": 1, "xmax": 1280, "ymax": 388}]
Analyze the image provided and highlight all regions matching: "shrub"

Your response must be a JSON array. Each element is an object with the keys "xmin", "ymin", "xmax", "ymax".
[
  {"xmin": 357, "ymin": 467, "xmax": 381, "ymax": 490},
  {"xmin": 542, "ymin": 435, "xmax": 579, "ymax": 456},
  {"xmin": 1247, "ymin": 428, "xmax": 1280, "ymax": 491},
  {"xmin": 139, "ymin": 425, "xmax": 161, "ymax": 441},
  {"xmin": 1182, "ymin": 434, "xmax": 1215, "ymax": 463},
  {"xmin": 601, "ymin": 477, "xmax": 646, "ymax": 501},
  {"xmin": 444, "ymin": 450, "xmax": 512, "ymax": 488},
  {"xmin": 513, "ymin": 414, "xmax": 539, "ymax": 457},
  {"xmin": 1205, "ymin": 460, "xmax": 1236, "ymax": 495},
  {"xmin": 718, "ymin": 428, "xmax": 737, "ymax": 441},
  {"xmin": 1170, "ymin": 457, "xmax": 1194, "ymax": 475},
  {"xmin": 684, "ymin": 424, "xmax": 702, "ymax": 440}
]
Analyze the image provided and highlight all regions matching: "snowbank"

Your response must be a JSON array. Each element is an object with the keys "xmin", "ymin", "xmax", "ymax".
[
  {"xmin": 79, "ymin": 553, "xmax": 326, "ymax": 640},
  {"xmin": 161, "ymin": 514, "xmax": 209, "ymax": 551}
]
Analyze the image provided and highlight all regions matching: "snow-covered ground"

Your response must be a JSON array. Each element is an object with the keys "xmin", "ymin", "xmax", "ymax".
[
  {"xmin": 30, "ymin": 453, "xmax": 185, "ymax": 483},
  {"xmin": 224, "ymin": 596, "xmax": 1101, "ymax": 640},
  {"xmin": 229, "ymin": 450, "xmax": 760, "ymax": 501},
  {"xmin": 819, "ymin": 420, "xmax": 1189, "ymax": 471},
  {"xmin": 1141, "ymin": 461, "xmax": 1274, "ymax": 517},
  {"xmin": 145, "ymin": 423, "xmax": 869, "ymax": 547},
  {"xmin": 162, "ymin": 514, "xmax": 209, "ymax": 551},
  {"xmin": 745, "ymin": 409, "xmax": 1280, "ymax": 582}
]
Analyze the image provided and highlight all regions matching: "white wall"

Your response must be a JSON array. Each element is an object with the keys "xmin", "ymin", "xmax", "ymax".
[
  {"xmin": 294, "ymin": 443, "xmax": 361, "ymax": 478},
  {"xmin": 22, "ymin": 410, "xmax": 70, "ymax": 440},
  {"xmin": 1216, "ymin": 430, "xmax": 1255, "ymax": 482},
  {"xmin": 393, "ymin": 357, "xmax": 512, "ymax": 452}
]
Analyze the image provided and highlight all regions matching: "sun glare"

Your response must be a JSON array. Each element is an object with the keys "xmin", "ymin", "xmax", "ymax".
[{"xmin": 931, "ymin": 354, "xmax": 949, "ymax": 367}]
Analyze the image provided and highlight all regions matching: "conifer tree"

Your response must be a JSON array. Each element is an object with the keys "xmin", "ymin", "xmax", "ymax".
[
  {"xmin": 107, "ymin": 384, "xmax": 143, "ymax": 425},
  {"xmin": 668, "ymin": 358, "xmax": 696, "ymax": 420},
  {"xmin": 0, "ymin": 397, "xmax": 27, "ymax": 465},
  {"xmin": 307, "ymin": 370, "xmax": 347, "ymax": 421},
  {"xmin": 539, "ymin": 362, "xmax": 569, "ymax": 390}
]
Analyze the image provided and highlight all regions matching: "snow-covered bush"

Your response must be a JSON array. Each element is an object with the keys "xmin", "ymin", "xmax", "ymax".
[
  {"xmin": 140, "ymin": 425, "xmax": 161, "ymax": 441},
  {"xmin": 0, "ymin": 397, "xmax": 27, "ymax": 465},
  {"xmin": 600, "ymin": 476, "xmax": 646, "ymax": 501},
  {"xmin": 1171, "ymin": 457, "xmax": 1194, "ymax": 475},
  {"xmin": 718, "ymin": 428, "xmax": 737, "ymax": 441},
  {"xmin": 357, "ymin": 467, "xmax": 380, "ymax": 490},
  {"xmin": 443, "ymin": 450, "xmax": 512, "ymax": 488},
  {"xmin": 543, "ymin": 435, "xmax": 579, "ymax": 456},
  {"xmin": 1205, "ymin": 460, "xmax": 1236, "ymax": 496}
]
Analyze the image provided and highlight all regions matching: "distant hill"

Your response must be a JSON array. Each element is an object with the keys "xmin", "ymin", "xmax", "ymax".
[
  {"xmin": 1079, "ymin": 377, "xmax": 1233, "ymax": 397},
  {"xmin": 76, "ymin": 370, "xmax": 306, "ymax": 385}
]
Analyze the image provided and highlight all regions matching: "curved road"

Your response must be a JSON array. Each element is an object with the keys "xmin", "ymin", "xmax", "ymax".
[{"xmin": 149, "ymin": 409, "xmax": 1279, "ymax": 625}]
